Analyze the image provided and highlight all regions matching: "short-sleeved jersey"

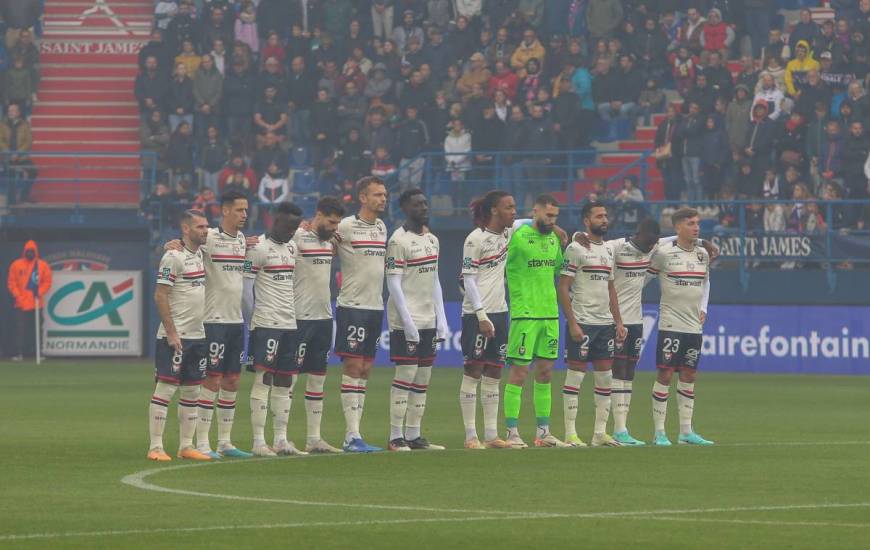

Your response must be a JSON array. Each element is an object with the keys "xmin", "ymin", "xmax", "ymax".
[
  {"xmin": 156, "ymin": 247, "xmax": 206, "ymax": 339},
  {"xmin": 334, "ymin": 215, "xmax": 388, "ymax": 311},
  {"xmin": 506, "ymin": 224, "xmax": 563, "ymax": 320},
  {"xmin": 244, "ymin": 235, "xmax": 297, "ymax": 330},
  {"xmin": 460, "ymin": 227, "xmax": 509, "ymax": 314},
  {"xmin": 649, "ymin": 241, "xmax": 710, "ymax": 334},
  {"xmin": 386, "ymin": 227, "xmax": 440, "ymax": 330},
  {"xmin": 608, "ymin": 237, "xmax": 653, "ymax": 325},
  {"xmin": 561, "ymin": 240, "xmax": 615, "ymax": 325},
  {"xmin": 201, "ymin": 227, "xmax": 245, "ymax": 324},
  {"xmin": 292, "ymin": 227, "xmax": 334, "ymax": 321}
]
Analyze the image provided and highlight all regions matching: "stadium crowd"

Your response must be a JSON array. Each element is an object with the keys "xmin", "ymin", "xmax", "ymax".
[{"xmin": 118, "ymin": 2, "xmax": 870, "ymax": 237}]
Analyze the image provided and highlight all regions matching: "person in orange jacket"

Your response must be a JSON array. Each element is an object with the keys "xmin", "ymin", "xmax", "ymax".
[{"xmin": 6, "ymin": 240, "xmax": 52, "ymax": 360}]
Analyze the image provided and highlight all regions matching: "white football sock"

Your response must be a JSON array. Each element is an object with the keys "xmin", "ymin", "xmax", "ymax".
[
  {"xmin": 612, "ymin": 379, "xmax": 631, "ymax": 433},
  {"xmin": 340, "ymin": 375, "xmax": 362, "ymax": 441},
  {"xmin": 652, "ymin": 381, "xmax": 670, "ymax": 432},
  {"xmin": 250, "ymin": 371, "xmax": 270, "ymax": 447},
  {"xmin": 149, "ymin": 382, "xmax": 177, "ymax": 449},
  {"xmin": 592, "ymin": 370, "xmax": 613, "ymax": 435},
  {"xmin": 390, "ymin": 364, "xmax": 418, "ymax": 440},
  {"xmin": 404, "ymin": 366, "xmax": 431, "ymax": 441},
  {"xmin": 270, "ymin": 385, "xmax": 291, "ymax": 446},
  {"xmin": 177, "ymin": 385, "xmax": 200, "ymax": 450},
  {"xmin": 196, "ymin": 386, "xmax": 217, "ymax": 451},
  {"xmin": 562, "ymin": 369, "xmax": 585, "ymax": 438},
  {"xmin": 216, "ymin": 389, "xmax": 237, "ymax": 446},
  {"xmin": 677, "ymin": 381, "xmax": 695, "ymax": 435},
  {"xmin": 480, "ymin": 375, "xmax": 500, "ymax": 442},
  {"xmin": 459, "ymin": 374, "xmax": 479, "ymax": 441},
  {"xmin": 304, "ymin": 374, "xmax": 326, "ymax": 444},
  {"xmin": 357, "ymin": 377, "xmax": 368, "ymax": 429}
]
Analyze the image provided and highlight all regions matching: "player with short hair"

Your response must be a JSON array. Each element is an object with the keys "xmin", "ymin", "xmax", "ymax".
[
  {"xmin": 243, "ymin": 202, "xmax": 305, "ymax": 456},
  {"xmin": 458, "ymin": 191, "xmax": 516, "ymax": 450},
  {"xmin": 386, "ymin": 189, "xmax": 449, "ymax": 451},
  {"xmin": 558, "ymin": 201, "xmax": 626, "ymax": 448},
  {"xmin": 148, "ymin": 210, "xmax": 211, "ymax": 462},
  {"xmin": 195, "ymin": 190, "xmax": 252, "ymax": 458},
  {"xmin": 648, "ymin": 208, "xmax": 713, "ymax": 446},
  {"xmin": 334, "ymin": 177, "xmax": 389, "ymax": 453},
  {"xmin": 291, "ymin": 196, "xmax": 346, "ymax": 454},
  {"xmin": 503, "ymin": 194, "xmax": 568, "ymax": 448}
]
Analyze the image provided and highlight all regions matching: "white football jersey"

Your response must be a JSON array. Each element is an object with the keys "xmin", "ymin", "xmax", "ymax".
[
  {"xmin": 386, "ymin": 227, "xmax": 440, "ymax": 330},
  {"xmin": 334, "ymin": 215, "xmax": 388, "ymax": 311},
  {"xmin": 649, "ymin": 241, "xmax": 709, "ymax": 334},
  {"xmin": 201, "ymin": 227, "xmax": 245, "ymax": 324},
  {"xmin": 156, "ymin": 247, "xmax": 206, "ymax": 339},
  {"xmin": 460, "ymin": 227, "xmax": 509, "ymax": 315},
  {"xmin": 244, "ymin": 235, "xmax": 297, "ymax": 330},
  {"xmin": 292, "ymin": 227, "xmax": 334, "ymax": 321},
  {"xmin": 608, "ymin": 237, "xmax": 653, "ymax": 325},
  {"xmin": 561, "ymin": 240, "xmax": 615, "ymax": 325}
]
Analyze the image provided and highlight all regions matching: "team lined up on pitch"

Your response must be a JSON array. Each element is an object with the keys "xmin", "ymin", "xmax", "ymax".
[{"xmin": 147, "ymin": 176, "xmax": 715, "ymax": 462}]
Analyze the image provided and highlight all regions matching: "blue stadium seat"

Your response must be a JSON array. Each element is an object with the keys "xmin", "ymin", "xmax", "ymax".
[{"xmin": 289, "ymin": 147, "xmax": 312, "ymax": 169}]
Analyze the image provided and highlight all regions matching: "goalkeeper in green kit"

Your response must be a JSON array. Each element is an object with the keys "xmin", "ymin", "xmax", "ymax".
[{"xmin": 503, "ymin": 194, "xmax": 569, "ymax": 448}]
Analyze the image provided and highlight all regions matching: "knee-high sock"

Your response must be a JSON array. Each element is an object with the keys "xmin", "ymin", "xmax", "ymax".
[
  {"xmin": 533, "ymin": 381, "xmax": 551, "ymax": 429},
  {"xmin": 459, "ymin": 374, "xmax": 479, "ymax": 440},
  {"xmin": 404, "ymin": 366, "xmax": 431, "ymax": 441},
  {"xmin": 613, "ymin": 379, "xmax": 633, "ymax": 433},
  {"xmin": 196, "ymin": 386, "xmax": 217, "ymax": 450},
  {"xmin": 177, "ymin": 385, "xmax": 200, "ymax": 450},
  {"xmin": 304, "ymin": 374, "xmax": 326, "ymax": 444},
  {"xmin": 340, "ymin": 375, "xmax": 364, "ymax": 440},
  {"xmin": 652, "ymin": 381, "xmax": 670, "ymax": 432},
  {"xmin": 562, "ymin": 370, "xmax": 585, "ymax": 438},
  {"xmin": 250, "ymin": 371, "xmax": 270, "ymax": 446},
  {"xmin": 149, "ymin": 382, "xmax": 177, "ymax": 450},
  {"xmin": 677, "ymin": 381, "xmax": 695, "ymax": 435},
  {"xmin": 270, "ymin": 384, "xmax": 292, "ymax": 446},
  {"xmin": 357, "ymin": 378, "xmax": 368, "ymax": 430},
  {"xmin": 592, "ymin": 370, "xmax": 613, "ymax": 434},
  {"xmin": 216, "ymin": 389, "xmax": 237, "ymax": 445},
  {"xmin": 480, "ymin": 376, "xmax": 500, "ymax": 442},
  {"xmin": 390, "ymin": 364, "xmax": 418, "ymax": 440},
  {"xmin": 504, "ymin": 383, "xmax": 522, "ymax": 430}
]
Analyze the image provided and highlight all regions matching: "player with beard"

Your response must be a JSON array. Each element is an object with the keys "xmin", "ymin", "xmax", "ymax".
[
  {"xmin": 386, "ymin": 189, "xmax": 449, "ymax": 451},
  {"xmin": 243, "ymin": 203, "xmax": 304, "ymax": 456},
  {"xmin": 503, "ymin": 194, "xmax": 568, "ymax": 449},
  {"xmin": 557, "ymin": 202, "xmax": 626, "ymax": 448},
  {"xmin": 291, "ymin": 197, "xmax": 346, "ymax": 453}
]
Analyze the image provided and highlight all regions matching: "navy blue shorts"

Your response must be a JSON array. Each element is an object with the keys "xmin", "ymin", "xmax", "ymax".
[
  {"xmin": 204, "ymin": 323, "xmax": 245, "ymax": 377},
  {"xmin": 296, "ymin": 319, "xmax": 333, "ymax": 374},
  {"xmin": 155, "ymin": 338, "xmax": 207, "ymax": 385},
  {"xmin": 461, "ymin": 312, "xmax": 508, "ymax": 368},
  {"xmin": 251, "ymin": 327, "xmax": 299, "ymax": 375},
  {"xmin": 565, "ymin": 323, "xmax": 615, "ymax": 365},
  {"xmin": 390, "ymin": 329, "xmax": 437, "ymax": 366},
  {"xmin": 334, "ymin": 307, "xmax": 383, "ymax": 360}
]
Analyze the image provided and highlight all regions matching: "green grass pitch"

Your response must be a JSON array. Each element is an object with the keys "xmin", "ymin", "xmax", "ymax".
[{"xmin": 1, "ymin": 360, "xmax": 869, "ymax": 549}]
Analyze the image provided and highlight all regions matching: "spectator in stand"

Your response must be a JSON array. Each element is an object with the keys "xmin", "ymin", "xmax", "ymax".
[
  {"xmin": 511, "ymin": 28, "xmax": 545, "ymax": 77},
  {"xmin": 816, "ymin": 20, "xmax": 845, "ymax": 67},
  {"xmin": 677, "ymin": 101, "xmax": 704, "ymax": 202},
  {"xmin": 451, "ymin": 16, "xmax": 478, "ymax": 63},
  {"xmin": 806, "ymin": 100, "xmax": 831, "ymax": 167},
  {"xmin": 174, "ymin": 39, "xmax": 201, "ymax": 76},
  {"xmin": 733, "ymin": 160, "xmax": 757, "ymax": 198},
  {"xmin": 200, "ymin": 6, "xmax": 234, "ymax": 56},
  {"xmin": 257, "ymin": 57, "xmax": 288, "ymax": 103},
  {"xmin": 426, "ymin": 0, "xmax": 451, "ymax": 29},
  {"xmin": 457, "ymin": 53, "xmax": 492, "ymax": 102},
  {"xmin": 219, "ymin": 154, "xmax": 258, "ymax": 200},
  {"xmin": 257, "ymin": 0, "xmax": 296, "ymax": 41},
  {"xmin": 823, "ymin": 181, "xmax": 855, "ymax": 230},
  {"xmin": 517, "ymin": 58, "xmax": 543, "ymax": 108},
  {"xmin": 3, "ymin": 55, "xmax": 35, "ymax": 113},
  {"xmin": 841, "ymin": 120, "xmax": 870, "ymax": 201},
  {"xmin": 139, "ymin": 30, "xmax": 173, "ymax": 74},
  {"xmin": 726, "ymin": 84, "xmax": 752, "ymax": 155},
  {"xmin": 613, "ymin": 175, "xmax": 644, "ymax": 231},
  {"xmin": 517, "ymin": 0, "xmax": 544, "ymax": 29},
  {"xmin": 0, "ymin": 103, "xmax": 35, "ymax": 204},
  {"xmin": 714, "ymin": 183, "xmax": 738, "ymax": 231},
  {"xmin": 210, "ymin": 38, "xmax": 228, "ymax": 75},
  {"xmin": 794, "ymin": 69, "xmax": 832, "ymax": 120},
  {"xmin": 699, "ymin": 9, "xmax": 734, "ymax": 61},
  {"xmin": 754, "ymin": 72, "xmax": 785, "ymax": 121},
  {"xmin": 487, "ymin": 60, "xmax": 518, "ymax": 101},
  {"xmin": 786, "ymin": 40, "xmax": 820, "ymax": 98},
  {"xmin": 371, "ymin": 146, "xmax": 397, "ymax": 179},
  {"xmin": 396, "ymin": 105, "xmax": 429, "ymax": 189},
  {"xmin": 679, "ymin": 7, "xmax": 706, "ymax": 56},
  {"xmin": 363, "ymin": 106, "xmax": 394, "ymax": 154},
  {"xmin": 139, "ymin": 109, "xmax": 171, "ymax": 175},
  {"xmin": 702, "ymin": 51, "xmax": 734, "ymax": 103},
  {"xmin": 193, "ymin": 54, "xmax": 223, "ymax": 138},
  {"xmin": 745, "ymin": 100, "xmax": 777, "ymax": 180},
  {"xmin": 166, "ymin": 1, "xmax": 196, "ymax": 55},
  {"xmin": 192, "ymin": 186, "xmax": 221, "ymax": 224},
  {"xmin": 523, "ymin": 102, "xmax": 556, "ymax": 202},
  {"xmin": 790, "ymin": 9, "xmax": 821, "ymax": 55},
  {"xmin": 135, "ymin": 55, "xmax": 169, "ymax": 116},
  {"xmin": 777, "ymin": 112, "xmax": 808, "ymax": 169},
  {"xmin": 234, "ymin": 1, "xmax": 259, "ymax": 56},
  {"xmin": 223, "ymin": 59, "xmax": 255, "ymax": 144},
  {"xmin": 1, "ymin": 0, "xmax": 40, "ymax": 50},
  {"xmin": 11, "ymin": 29, "xmax": 39, "ymax": 87},
  {"xmin": 258, "ymin": 161, "xmax": 290, "ymax": 218},
  {"xmin": 636, "ymin": 77, "xmax": 665, "ymax": 127},
  {"xmin": 735, "ymin": 55, "xmax": 760, "ymax": 92},
  {"xmin": 787, "ymin": 182, "xmax": 811, "ymax": 232},
  {"xmin": 486, "ymin": 27, "xmax": 516, "ymax": 67},
  {"xmin": 252, "ymin": 131, "xmax": 288, "ymax": 176},
  {"xmin": 254, "ymin": 85, "xmax": 289, "ymax": 146},
  {"xmin": 167, "ymin": 62, "xmax": 195, "ymax": 132},
  {"xmin": 634, "ymin": 17, "xmax": 668, "ymax": 83},
  {"xmin": 336, "ymin": 57, "xmax": 368, "ymax": 97},
  {"xmin": 5, "ymin": 239, "xmax": 52, "ymax": 361},
  {"xmin": 310, "ymin": 86, "xmax": 339, "ymax": 160},
  {"xmin": 586, "ymin": 0, "xmax": 623, "ymax": 46},
  {"xmin": 700, "ymin": 114, "xmax": 729, "ymax": 199},
  {"xmin": 399, "ymin": 69, "xmax": 434, "ymax": 113},
  {"xmin": 393, "ymin": 10, "xmax": 424, "ymax": 54},
  {"xmin": 287, "ymin": 56, "xmax": 315, "ymax": 143},
  {"xmin": 444, "ymin": 117, "xmax": 472, "ymax": 184},
  {"xmin": 197, "ymin": 124, "xmax": 229, "ymax": 193},
  {"xmin": 841, "ymin": 81, "xmax": 868, "ymax": 122},
  {"xmin": 655, "ymin": 103, "xmax": 683, "ymax": 201},
  {"xmin": 166, "ymin": 121, "xmax": 195, "ymax": 186},
  {"xmin": 685, "ymin": 73, "xmax": 717, "ymax": 117},
  {"xmin": 337, "ymin": 81, "xmax": 368, "ymax": 135},
  {"xmin": 552, "ymin": 77, "xmax": 582, "ymax": 149},
  {"xmin": 259, "ymin": 32, "xmax": 285, "ymax": 71},
  {"xmin": 672, "ymin": 46, "xmax": 697, "ymax": 99}
]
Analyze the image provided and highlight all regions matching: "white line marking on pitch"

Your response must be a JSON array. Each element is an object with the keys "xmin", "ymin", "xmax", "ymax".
[{"xmin": 647, "ymin": 516, "xmax": 870, "ymax": 529}]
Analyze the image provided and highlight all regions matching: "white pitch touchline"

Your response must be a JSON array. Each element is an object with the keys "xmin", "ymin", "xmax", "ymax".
[
  {"xmin": 6, "ymin": 506, "xmax": 870, "ymax": 542},
  {"xmin": 647, "ymin": 516, "xmax": 870, "ymax": 529}
]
